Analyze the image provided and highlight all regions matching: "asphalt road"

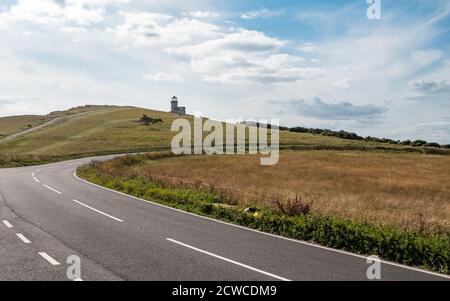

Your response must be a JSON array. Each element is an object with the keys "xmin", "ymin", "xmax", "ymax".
[{"xmin": 0, "ymin": 156, "xmax": 448, "ymax": 281}]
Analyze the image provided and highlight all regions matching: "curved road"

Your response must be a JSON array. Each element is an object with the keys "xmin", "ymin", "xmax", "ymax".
[{"xmin": 0, "ymin": 156, "xmax": 448, "ymax": 281}]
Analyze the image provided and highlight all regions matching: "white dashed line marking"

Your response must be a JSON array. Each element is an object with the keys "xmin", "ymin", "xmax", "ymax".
[
  {"xmin": 166, "ymin": 238, "xmax": 291, "ymax": 281},
  {"xmin": 2, "ymin": 220, "xmax": 13, "ymax": 228},
  {"xmin": 16, "ymin": 233, "xmax": 31, "ymax": 244},
  {"xmin": 72, "ymin": 199, "xmax": 123, "ymax": 222},
  {"xmin": 38, "ymin": 252, "xmax": 60, "ymax": 266},
  {"xmin": 43, "ymin": 185, "xmax": 62, "ymax": 195}
]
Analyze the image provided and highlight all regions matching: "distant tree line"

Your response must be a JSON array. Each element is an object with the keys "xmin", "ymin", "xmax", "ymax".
[
  {"xmin": 240, "ymin": 121, "xmax": 289, "ymax": 131},
  {"xmin": 288, "ymin": 126, "xmax": 450, "ymax": 149}
]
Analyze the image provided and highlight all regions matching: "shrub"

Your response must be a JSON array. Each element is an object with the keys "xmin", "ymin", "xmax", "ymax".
[
  {"xmin": 274, "ymin": 194, "xmax": 312, "ymax": 216},
  {"xmin": 138, "ymin": 114, "xmax": 163, "ymax": 126},
  {"xmin": 402, "ymin": 140, "xmax": 412, "ymax": 145},
  {"xmin": 425, "ymin": 142, "xmax": 441, "ymax": 148},
  {"xmin": 412, "ymin": 140, "xmax": 427, "ymax": 147}
]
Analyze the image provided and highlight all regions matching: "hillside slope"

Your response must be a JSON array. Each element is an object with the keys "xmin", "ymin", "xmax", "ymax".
[
  {"xmin": 0, "ymin": 115, "xmax": 44, "ymax": 138},
  {"xmin": 0, "ymin": 105, "xmax": 445, "ymax": 167},
  {"xmin": 0, "ymin": 105, "xmax": 122, "ymax": 140},
  {"xmin": 0, "ymin": 107, "xmax": 171, "ymax": 157}
]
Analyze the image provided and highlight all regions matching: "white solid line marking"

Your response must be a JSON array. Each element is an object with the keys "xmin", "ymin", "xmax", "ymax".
[
  {"xmin": 74, "ymin": 171, "xmax": 450, "ymax": 279},
  {"xmin": 16, "ymin": 233, "xmax": 31, "ymax": 244},
  {"xmin": 38, "ymin": 252, "xmax": 60, "ymax": 266},
  {"xmin": 43, "ymin": 185, "xmax": 62, "ymax": 194},
  {"xmin": 73, "ymin": 278, "xmax": 83, "ymax": 281},
  {"xmin": 72, "ymin": 199, "xmax": 123, "ymax": 222},
  {"xmin": 32, "ymin": 169, "xmax": 44, "ymax": 182},
  {"xmin": 2, "ymin": 220, "xmax": 13, "ymax": 228},
  {"xmin": 166, "ymin": 238, "xmax": 291, "ymax": 281}
]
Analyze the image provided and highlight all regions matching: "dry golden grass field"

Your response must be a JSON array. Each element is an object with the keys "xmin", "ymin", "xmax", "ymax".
[{"xmin": 117, "ymin": 151, "xmax": 450, "ymax": 233}]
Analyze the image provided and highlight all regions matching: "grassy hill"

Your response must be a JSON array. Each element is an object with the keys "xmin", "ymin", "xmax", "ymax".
[
  {"xmin": 0, "ymin": 105, "xmax": 448, "ymax": 167},
  {"xmin": 0, "ymin": 115, "xmax": 45, "ymax": 138},
  {"xmin": 0, "ymin": 107, "xmax": 176, "ymax": 158},
  {"xmin": 0, "ymin": 105, "xmax": 122, "ymax": 140}
]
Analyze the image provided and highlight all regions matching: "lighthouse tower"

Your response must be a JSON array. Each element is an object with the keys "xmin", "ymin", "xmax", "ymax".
[
  {"xmin": 170, "ymin": 96, "xmax": 186, "ymax": 115},
  {"xmin": 171, "ymin": 96, "xmax": 178, "ymax": 112}
]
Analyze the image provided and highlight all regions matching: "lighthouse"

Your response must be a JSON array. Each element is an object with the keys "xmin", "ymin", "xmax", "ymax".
[{"xmin": 170, "ymin": 96, "xmax": 186, "ymax": 115}]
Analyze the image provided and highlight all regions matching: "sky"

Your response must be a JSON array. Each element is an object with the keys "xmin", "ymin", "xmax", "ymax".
[{"xmin": 0, "ymin": 0, "xmax": 449, "ymax": 143}]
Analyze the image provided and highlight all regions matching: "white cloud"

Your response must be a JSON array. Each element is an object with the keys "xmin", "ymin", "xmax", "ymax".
[
  {"xmin": 0, "ymin": 0, "xmax": 130, "ymax": 26},
  {"xmin": 166, "ymin": 29, "xmax": 319, "ymax": 84},
  {"xmin": 397, "ymin": 121, "xmax": 450, "ymax": 144},
  {"xmin": 297, "ymin": 43, "xmax": 317, "ymax": 53},
  {"xmin": 241, "ymin": 7, "xmax": 280, "ymax": 20},
  {"xmin": 410, "ymin": 50, "xmax": 442, "ymax": 69},
  {"xmin": 112, "ymin": 11, "xmax": 221, "ymax": 46},
  {"xmin": 144, "ymin": 72, "xmax": 184, "ymax": 82},
  {"xmin": 333, "ymin": 78, "xmax": 352, "ymax": 89},
  {"xmin": 183, "ymin": 11, "xmax": 219, "ymax": 19},
  {"xmin": 167, "ymin": 29, "xmax": 283, "ymax": 56}
]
